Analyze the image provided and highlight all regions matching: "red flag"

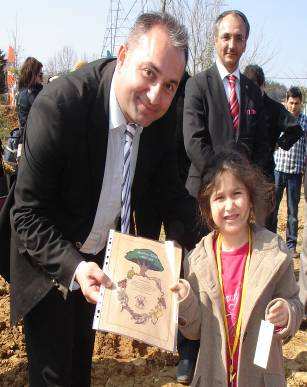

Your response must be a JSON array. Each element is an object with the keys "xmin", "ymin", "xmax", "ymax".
[{"xmin": 7, "ymin": 46, "xmax": 16, "ymax": 65}]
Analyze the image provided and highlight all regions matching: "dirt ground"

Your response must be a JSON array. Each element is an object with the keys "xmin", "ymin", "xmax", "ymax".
[{"xmin": 0, "ymin": 195, "xmax": 306, "ymax": 387}]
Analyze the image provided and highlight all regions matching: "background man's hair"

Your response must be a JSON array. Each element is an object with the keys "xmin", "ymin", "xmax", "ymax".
[
  {"xmin": 286, "ymin": 86, "xmax": 303, "ymax": 102},
  {"xmin": 128, "ymin": 12, "xmax": 189, "ymax": 63},
  {"xmin": 214, "ymin": 10, "xmax": 250, "ymax": 39},
  {"xmin": 243, "ymin": 64, "xmax": 265, "ymax": 87}
]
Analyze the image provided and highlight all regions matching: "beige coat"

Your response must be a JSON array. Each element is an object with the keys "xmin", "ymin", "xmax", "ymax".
[{"xmin": 179, "ymin": 226, "xmax": 303, "ymax": 387}]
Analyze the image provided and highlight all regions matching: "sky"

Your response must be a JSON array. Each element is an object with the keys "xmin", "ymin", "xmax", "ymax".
[{"xmin": 1, "ymin": 0, "xmax": 306, "ymax": 88}]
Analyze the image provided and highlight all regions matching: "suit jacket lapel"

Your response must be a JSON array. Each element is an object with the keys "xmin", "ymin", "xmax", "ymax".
[
  {"xmin": 239, "ymin": 74, "xmax": 247, "ymax": 137},
  {"xmin": 88, "ymin": 60, "xmax": 116, "ymax": 206}
]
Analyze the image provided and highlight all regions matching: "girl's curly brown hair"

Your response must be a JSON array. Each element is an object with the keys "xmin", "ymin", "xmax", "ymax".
[{"xmin": 198, "ymin": 146, "xmax": 274, "ymax": 231}]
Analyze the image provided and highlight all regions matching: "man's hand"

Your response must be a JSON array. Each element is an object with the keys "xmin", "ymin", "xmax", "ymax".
[
  {"xmin": 75, "ymin": 261, "xmax": 112, "ymax": 304},
  {"xmin": 266, "ymin": 300, "xmax": 289, "ymax": 328}
]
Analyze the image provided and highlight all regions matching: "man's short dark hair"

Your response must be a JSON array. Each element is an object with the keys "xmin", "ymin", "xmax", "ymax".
[
  {"xmin": 286, "ymin": 86, "xmax": 303, "ymax": 102},
  {"xmin": 214, "ymin": 10, "xmax": 250, "ymax": 39},
  {"xmin": 128, "ymin": 12, "xmax": 189, "ymax": 63},
  {"xmin": 243, "ymin": 64, "xmax": 265, "ymax": 87}
]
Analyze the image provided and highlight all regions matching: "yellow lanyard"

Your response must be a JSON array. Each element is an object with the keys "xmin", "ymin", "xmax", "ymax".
[{"xmin": 216, "ymin": 228, "xmax": 252, "ymax": 384}]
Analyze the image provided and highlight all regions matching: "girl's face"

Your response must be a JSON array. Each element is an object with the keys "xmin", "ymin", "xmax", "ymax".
[{"xmin": 209, "ymin": 170, "xmax": 251, "ymax": 236}]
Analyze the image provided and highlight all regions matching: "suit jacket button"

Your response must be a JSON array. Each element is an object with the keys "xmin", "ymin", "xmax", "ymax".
[
  {"xmin": 52, "ymin": 279, "xmax": 59, "ymax": 288},
  {"xmin": 75, "ymin": 242, "xmax": 82, "ymax": 250}
]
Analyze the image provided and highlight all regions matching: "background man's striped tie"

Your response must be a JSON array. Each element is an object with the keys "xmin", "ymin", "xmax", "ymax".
[
  {"xmin": 227, "ymin": 74, "xmax": 240, "ymax": 131},
  {"xmin": 121, "ymin": 123, "xmax": 137, "ymax": 234}
]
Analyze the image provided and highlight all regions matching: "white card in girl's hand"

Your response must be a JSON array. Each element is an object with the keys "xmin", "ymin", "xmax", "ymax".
[{"xmin": 253, "ymin": 320, "xmax": 274, "ymax": 369}]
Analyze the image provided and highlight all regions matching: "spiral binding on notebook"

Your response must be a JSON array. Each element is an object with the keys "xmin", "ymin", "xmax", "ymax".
[
  {"xmin": 165, "ymin": 240, "xmax": 179, "ymax": 352},
  {"xmin": 92, "ymin": 229, "xmax": 114, "ymax": 330}
]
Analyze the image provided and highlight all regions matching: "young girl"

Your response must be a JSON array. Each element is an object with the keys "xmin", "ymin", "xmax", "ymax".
[{"xmin": 172, "ymin": 149, "xmax": 303, "ymax": 387}]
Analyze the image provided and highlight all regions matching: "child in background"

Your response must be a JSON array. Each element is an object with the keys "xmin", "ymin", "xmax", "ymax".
[{"xmin": 171, "ymin": 148, "xmax": 303, "ymax": 387}]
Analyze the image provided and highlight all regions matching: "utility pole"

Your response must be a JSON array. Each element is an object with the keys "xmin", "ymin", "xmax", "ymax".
[
  {"xmin": 101, "ymin": 0, "xmax": 152, "ymax": 58},
  {"xmin": 161, "ymin": 0, "xmax": 167, "ymax": 12}
]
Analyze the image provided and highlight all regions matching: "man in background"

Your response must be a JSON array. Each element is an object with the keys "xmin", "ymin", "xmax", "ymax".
[
  {"xmin": 243, "ymin": 65, "xmax": 303, "ymax": 230},
  {"xmin": 183, "ymin": 10, "xmax": 268, "ymax": 199},
  {"xmin": 273, "ymin": 87, "xmax": 307, "ymax": 257}
]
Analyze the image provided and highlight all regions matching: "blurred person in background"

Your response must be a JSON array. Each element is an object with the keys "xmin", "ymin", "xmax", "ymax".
[
  {"xmin": 16, "ymin": 57, "xmax": 43, "ymax": 156},
  {"xmin": 273, "ymin": 87, "xmax": 307, "ymax": 258},
  {"xmin": 243, "ymin": 65, "xmax": 303, "ymax": 231}
]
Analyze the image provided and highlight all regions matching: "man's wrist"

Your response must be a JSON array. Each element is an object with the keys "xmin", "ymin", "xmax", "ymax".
[{"xmin": 69, "ymin": 261, "xmax": 87, "ymax": 291}]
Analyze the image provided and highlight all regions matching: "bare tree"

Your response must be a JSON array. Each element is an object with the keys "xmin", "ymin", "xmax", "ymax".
[
  {"xmin": 168, "ymin": 0, "xmax": 224, "ymax": 75},
  {"xmin": 45, "ymin": 46, "xmax": 78, "ymax": 76},
  {"xmin": 9, "ymin": 14, "xmax": 23, "ymax": 70},
  {"xmin": 240, "ymin": 28, "xmax": 276, "ymax": 71}
]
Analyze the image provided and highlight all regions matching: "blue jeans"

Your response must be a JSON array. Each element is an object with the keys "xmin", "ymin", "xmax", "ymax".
[
  {"xmin": 299, "ymin": 201, "xmax": 307, "ymax": 311},
  {"xmin": 177, "ymin": 330, "xmax": 199, "ymax": 363},
  {"xmin": 273, "ymin": 171, "xmax": 302, "ymax": 250}
]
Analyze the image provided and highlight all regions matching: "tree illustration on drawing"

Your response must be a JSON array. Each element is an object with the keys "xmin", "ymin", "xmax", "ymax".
[{"xmin": 117, "ymin": 249, "xmax": 167, "ymax": 325}]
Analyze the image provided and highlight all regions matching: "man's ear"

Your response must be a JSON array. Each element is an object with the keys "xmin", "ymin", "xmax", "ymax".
[
  {"xmin": 242, "ymin": 39, "xmax": 247, "ymax": 54},
  {"xmin": 117, "ymin": 44, "xmax": 128, "ymax": 69}
]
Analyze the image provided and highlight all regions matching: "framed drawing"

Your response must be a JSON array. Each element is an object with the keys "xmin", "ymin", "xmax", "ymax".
[{"xmin": 93, "ymin": 230, "xmax": 182, "ymax": 352}]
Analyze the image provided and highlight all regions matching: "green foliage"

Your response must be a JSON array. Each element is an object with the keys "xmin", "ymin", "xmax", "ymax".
[{"xmin": 0, "ymin": 105, "xmax": 17, "ymax": 142}]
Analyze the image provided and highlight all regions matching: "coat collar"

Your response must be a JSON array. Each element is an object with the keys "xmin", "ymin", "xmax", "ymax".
[
  {"xmin": 189, "ymin": 226, "xmax": 288, "ymax": 335},
  {"xmin": 239, "ymin": 75, "xmax": 248, "ymax": 135},
  {"xmin": 87, "ymin": 59, "xmax": 116, "ymax": 206}
]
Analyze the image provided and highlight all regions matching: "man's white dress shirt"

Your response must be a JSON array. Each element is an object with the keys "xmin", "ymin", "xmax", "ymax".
[{"xmin": 70, "ymin": 72, "xmax": 142, "ymax": 289}]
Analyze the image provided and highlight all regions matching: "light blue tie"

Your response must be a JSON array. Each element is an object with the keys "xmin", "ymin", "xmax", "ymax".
[{"xmin": 121, "ymin": 124, "xmax": 137, "ymax": 233}]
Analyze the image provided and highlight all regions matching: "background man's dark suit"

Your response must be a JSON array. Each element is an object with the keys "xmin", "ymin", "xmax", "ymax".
[
  {"xmin": 183, "ymin": 64, "xmax": 268, "ymax": 198},
  {"xmin": 10, "ymin": 59, "xmax": 198, "ymax": 383}
]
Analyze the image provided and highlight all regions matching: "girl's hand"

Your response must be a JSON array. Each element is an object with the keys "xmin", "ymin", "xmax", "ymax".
[
  {"xmin": 266, "ymin": 300, "xmax": 289, "ymax": 328},
  {"xmin": 170, "ymin": 281, "xmax": 189, "ymax": 300}
]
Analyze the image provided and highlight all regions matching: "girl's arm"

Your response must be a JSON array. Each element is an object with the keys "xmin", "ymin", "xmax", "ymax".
[{"xmin": 265, "ymin": 256, "xmax": 303, "ymax": 341}]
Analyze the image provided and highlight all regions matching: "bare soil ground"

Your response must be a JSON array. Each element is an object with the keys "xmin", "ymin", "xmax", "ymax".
[{"xmin": 0, "ymin": 194, "xmax": 306, "ymax": 387}]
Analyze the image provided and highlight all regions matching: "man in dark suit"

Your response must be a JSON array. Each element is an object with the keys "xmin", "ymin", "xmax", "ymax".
[
  {"xmin": 183, "ymin": 10, "xmax": 268, "ymax": 199},
  {"xmin": 10, "ymin": 12, "xmax": 197, "ymax": 386}
]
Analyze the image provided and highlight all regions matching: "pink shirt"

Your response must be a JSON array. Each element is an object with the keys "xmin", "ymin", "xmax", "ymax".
[{"xmin": 214, "ymin": 240, "xmax": 249, "ymax": 387}]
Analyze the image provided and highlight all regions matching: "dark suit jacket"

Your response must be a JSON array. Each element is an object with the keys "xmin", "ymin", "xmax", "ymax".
[
  {"xmin": 183, "ymin": 64, "xmax": 269, "ymax": 197},
  {"xmin": 10, "ymin": 59, "xmax": 198, "ymax": 324}
]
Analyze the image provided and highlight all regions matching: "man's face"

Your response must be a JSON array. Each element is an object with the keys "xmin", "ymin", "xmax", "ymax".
[
  {"xmin": 286, "ymin": 96, "xmax": 302, "ymax": 117},
  {"xmin": 215, "ymin": 14, "xmax": 247, "ymax": 73},
  {"xmin": 114, "ymin": 25, "xmax": 186, "ymax": 127}
]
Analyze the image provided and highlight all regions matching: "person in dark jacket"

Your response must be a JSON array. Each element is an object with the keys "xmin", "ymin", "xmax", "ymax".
[
  {"xmin": 243, "ymin": 65, "xmax": 303, "ymax": 231},
  {"xmin": 16, "ymin": 57, "xmax": 43, "ymax": 150}
]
